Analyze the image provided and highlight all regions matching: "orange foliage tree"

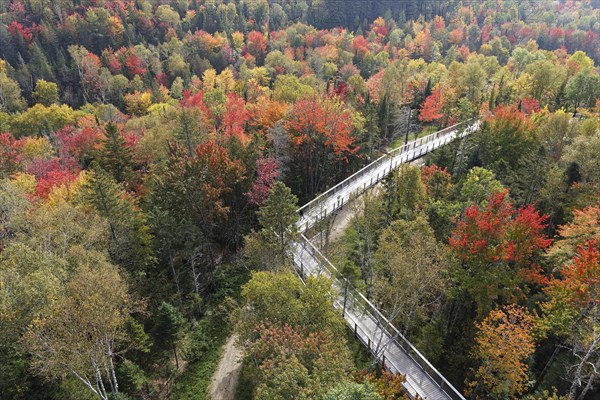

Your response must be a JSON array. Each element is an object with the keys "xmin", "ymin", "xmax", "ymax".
[
  {"xmin": 467, "ymin": 304, "xmax": 536, "ymax": 399},
  {"xmin": 419, "ymin": 86, "xmax": 445, "ymax": 124},
  {"xmin": 285, "ymin": 96, "xmax": 358, "ymax": 197}
]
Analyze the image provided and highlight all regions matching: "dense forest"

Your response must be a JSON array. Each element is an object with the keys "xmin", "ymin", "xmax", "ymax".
[{"xmin": 1, "ymin": 0, "xmax": 600, "ymax": 399}]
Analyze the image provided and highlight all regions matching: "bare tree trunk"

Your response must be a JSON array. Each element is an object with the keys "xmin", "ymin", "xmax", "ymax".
[
  {"xmin": 108, "ymin": 342, "xmax": 119, "ymax": 393},
  {"xmin": 173, "ymin": 343, "xmax": 180, "ymax": 370},
  {"xmin": 70, "ymin": 370, "xmax": 104, "ymax": 400},
  {"xmin": 578, "ymin": 357, "xmax": 600, "ymax": 400},
  {"xmin": 569, "ymin": 329, "xmax": 600, "ymax": 399}
]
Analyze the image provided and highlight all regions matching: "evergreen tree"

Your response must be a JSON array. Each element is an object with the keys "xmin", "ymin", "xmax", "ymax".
[
  {"xmin": 98, "ymin": 122, "xmax": 133, "ymax": 184},
  {"xmin": 153, "ymin": 302, "xmax": 187, "ymax": 369},
  {"xmin": 82, "ymin": 165, "xmax": 154, "ymax": 282},
  {"xmin": 245, "ymin": 182, "xmax": 299, "ymax": 270}
]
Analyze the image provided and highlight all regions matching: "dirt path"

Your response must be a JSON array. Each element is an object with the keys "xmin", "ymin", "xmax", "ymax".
[
  {"xmin": 209, "ymin": 334, "xmax": 243, "ymax": 400},
  {"xmin": 328, "ymin": 202, "xmax": 359, "ymax": 243}
]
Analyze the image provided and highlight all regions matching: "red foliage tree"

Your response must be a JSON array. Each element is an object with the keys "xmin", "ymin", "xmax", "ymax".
[
  {"xmin": 550, "ymin": 240, "xmax": 600, "ymax": 307},
  {"xmin": 125, "ymin": 52, "xmax": 146, "ymax": 77},
  {"xmin": 419, "ymin": 87, "xmax": 445, "ymax": 123},
  {"xmin": 449, "ymin": 191, "xmax": 552, "ymax": 315},
  {"xmin": 247, "ymin": 158, "xmax": 280, "ymax": 206},
  {"xmin": 35, "ymin": 169, "xmax": 79, "ymax": 199},
  {"xmin": 222, "ymin": 94, "xmax": 251, "ymax": 145},
  {"xmin": 421, "ymin": 164, "xmax": 452, "ymax": 199},
  {"xmin": 0, "ymin": 131, "xmax": 23, "ymax": 176},
  {"xmin": 247, "ymin": 31, "xmax": 267, "ymax": 62},
  {"xmin": 520, "ymin": 97, "xmax": 541, "ymax": 115},
  {"xmin": 352, "ymin": 35, "xmax": 370, "ymax": 57},
  {"xmin": 55, "ymin": 124, "xmax": 105, "ymax": 165}
]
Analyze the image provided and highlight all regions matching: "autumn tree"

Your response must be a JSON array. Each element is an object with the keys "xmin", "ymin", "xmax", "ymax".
[
  {"xmin": 476, "ymin": 106, "xmax": 537, "ymax": 181},
  {"xmin": 324, "ymin": 381, "xmax": 383, "ymax": 400},
  {"xmin": 247, "ymin": 31, "xmax": 268, "ymax": 64},
  {"xmin": 355, "ymin": 369, "xmax": 410, "ymax": 400},
  {"xmin": 147, "ymin": 141, "xmax": 244, "ymax": 296},
  {"xmin": 547, "ymin": 204, "xmax": 600, "ymax": 266},
  {"xmin": 467, "ymin": 305, "xmax": 536, "ymax": 399},
  {"xmin": 540, "ymin": 240, "xmax": 600, "ymax": 399},
  {"xmin": 419, "ymin": 86, "xmax": 445, "ymax": 124},
  {"xmin": 286, "ymin": 96, "xmax": 359, "ymax": 198},
  {"xmin": 246, "ymin": 158, "xmax": 281, "ymax": 207},
  {"xmin": 22, "ymin": 254, "xmax": 143, "ymax": 400},
  {"xmin": 449, "ymin": 191, "xmax": 552, "ymax": 317},
  {"xmin": 32, "ymin": 79, "xmax": 59, "ymax": 106},
  {"xmin": 250, "ymin": 323, "xmax": 353, "ymax": 399},
  {"xmin": 237, "ymin": 271, "xmax": 351, "ymax": 399},
  {"xmin": 222, "ymin": 93, "xmax": 250, "ymax": 145}
]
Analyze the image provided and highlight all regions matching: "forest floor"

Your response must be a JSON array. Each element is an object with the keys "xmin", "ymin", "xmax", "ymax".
[
  {"xmin": 328, "ymin": 202, "xmax": 358, "ymax": 243},
  {"xmin": 208, "ymin": 334, "xmax": 243, "ymax": 400}
]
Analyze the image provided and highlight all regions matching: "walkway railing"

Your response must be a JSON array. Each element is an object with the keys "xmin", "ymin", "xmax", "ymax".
[
  {"xmin": 297, "ymin": 119, "xmax": 479, "ymax": 233},
  {"xmin": 294, "ymin": 234, "xmax": 466, "ymax": 400},
  {"xmin": 291, "ymin": 120, "xmax": 480, "ymax": 400}
]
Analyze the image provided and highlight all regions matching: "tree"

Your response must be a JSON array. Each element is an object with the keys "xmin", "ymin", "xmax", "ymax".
[
  {"xmin": 147, "ymin": 140, "xmax": 244, "ymax": 296},
  {"xmin": 374, "ymin": 216, "xmax": 449, "ymax": 336},
  {"xmin": 247, "ymin": 158, "xmax": 281, "ymax": 207},
  {"xmin": 540, "ymin": 240, "xmax": 600, "ymax": 399},
  {"xmin": 222, "ymin": 93, "xmax": 250, "ymax": 145},
  {"xmin": 354, "ymin": 370, "xmax": 410, "ymax": 400},
  {"xmin": 419, "ymin": 86, "xmax": 445, "ymax": 123},
  {"xmin": 153, "ymin": 302, "xmax": 187, "ymax": 369},
  {"xmin": 97, "ymin": 123, "xmax": 133, "ymax": 184},
  {"xmin": 562, "ymin": 132, "xmax": 600, "ymax": 186},
  {"xmin": 382, "ymin": 164, "xmax": 426, "ymax": 224},
  {"xmin": 81, "ymin": 165, "xmax": 154, "ymax": 280},
  {"xmin": 421, "ymin": 164, "xmax": 453, "ymax": 200},
  {"xmin": 460, "ymin": 61, "xmax": 486, "ymax": 103},
  {"xmin": 22, "ymin": 255, "xmax": 143, "ymax": 400},
  {"xmin": 324, "ymin": 381, "xmax": 383, "ymax": 400},
  {"xmin": 245, "ymin": 182, "xmax": 298, "ymax": 269},
  {"xmin": 449, "ymin": 191, "xmax": 552, "ymax": 317},
  {"xmin": 547, "ymin": 204, "xmax": 600, "ymax": 266},
  {"xmin": 250, "ymin": 323, "xmax": 353, "ymax": 400},
  {"xmin": 459, "ymin": 167, "xmax": 505, "ymax": 206},
  {"xmin": 272, "ymin": 74, "xmax": 316, "ymax": 104},
  {"xmin": 476, "ymin": 106, "xmax": 536, "ymax": 180},
  {"xmin": 286, "ymin": 96, "xmax": 359, "ymax": 197},
  {"xmin": 32, "ymin": 80, "xmax": 59, "ymax": 106},
  {"xmin": 237, "ymin": 271, "xmax": 345, "ymax": 342},
  {"xmin": 0, "ymin": 132, "xmax": 23, "ymax": 177},
  {"xmin": 247, "ymin": 31, "xmax": 267, "ymax": 63},
  {"xmin": 0, "ymin": 72, "xmax": 26, "ymax": 112},
  {"xmin": 467, "ymin": 305, "xmax": 536, "ymax": 399}
]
